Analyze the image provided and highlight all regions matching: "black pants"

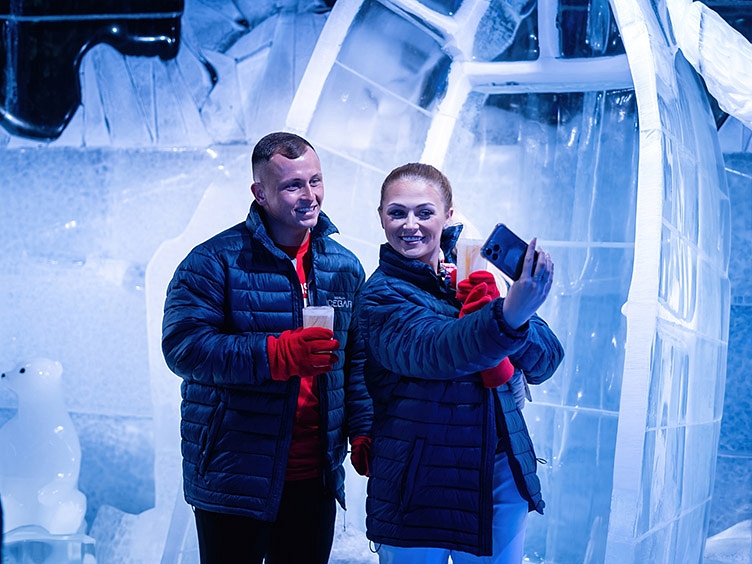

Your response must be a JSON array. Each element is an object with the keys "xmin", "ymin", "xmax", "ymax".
[{"xmin": 194, "ymin": 478, "xmax": 337, "ymax": 564}]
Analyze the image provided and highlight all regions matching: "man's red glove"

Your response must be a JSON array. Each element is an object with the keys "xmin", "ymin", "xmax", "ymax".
[
  {"xmin": 267, "ymin": 327, "xmax": 339, "ymax": 381},
  {"xmin": 350, "ymin": 436, "xmax": 372, "ymax": 477},
  {"xmin": 457, "ymin": 271, "xmax": 514, "ymax": 387}
]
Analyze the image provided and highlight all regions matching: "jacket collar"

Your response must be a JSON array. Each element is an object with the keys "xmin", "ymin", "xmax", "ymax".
[
  {"xmin": 441, "ymin": 223, "xmax": 463, "ymax": 264},
  {"xmin": 379, "ymin": 224, "xmax": 464, "ymax": 296}
]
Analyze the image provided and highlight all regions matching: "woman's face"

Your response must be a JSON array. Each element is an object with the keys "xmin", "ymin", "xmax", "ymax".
[{"xmin": 379, "ymin": 177, "xmax": 453, "ymax": 269}]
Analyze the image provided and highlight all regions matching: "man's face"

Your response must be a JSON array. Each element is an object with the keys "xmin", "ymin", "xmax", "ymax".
[{"xmin": 251, "ymin": 148, "xmax": 324, "ymax": 245}]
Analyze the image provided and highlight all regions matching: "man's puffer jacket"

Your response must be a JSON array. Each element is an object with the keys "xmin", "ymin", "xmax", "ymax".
[
  {"xmin": 356, "ymin": 237, "xmax": 563, "ymax": 556},
  {"xmin": 162, "ymin": 203, "xmax": 372, "ymax": 520}
]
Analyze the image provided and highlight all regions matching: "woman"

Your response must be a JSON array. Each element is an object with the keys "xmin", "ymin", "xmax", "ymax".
[{"xmin": 356, "ymin": 163, "xmax": 564, "ymax": 563}]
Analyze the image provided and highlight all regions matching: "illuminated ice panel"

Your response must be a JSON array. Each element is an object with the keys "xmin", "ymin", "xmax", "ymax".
[
  {"xmin": 436, "ymin": 82, "xmax": 638, "ymax": 562},
  {"xmin": 336, "ymin": 1, "xmax": 450, "ymax": 111},
  {"xmin": 525, "ymin": 405, "xmax": 618, "ymax": 563},
  {"xmin": 442, "ymin": 89, "xmax": 639, "ymax": 243},
  {"xmin": 661, "ymin": 137, "xmax": 700, "ymax": 245},
  {"xmin": 632, "ymin": 317, "xmax": 725, "ymax": 560},
  {"xmin": 535, "ymin": 274, "xmax": 629, "ymax": 412},
  {"xmin": 647, "ymin": 328, "xmax": 690, "ymax": 430},
  {"xmin": 307, "ymin": 63, "xmax": 435, "ymax": 169},
  {"xmin": 659, "ymin": 224, "xmax": 698, "ymax": 322},
  {"xmin": 683, "ymin": 421, "xmax": 720, "ymax": 510},
  {"xmin": 303, "ymin": 0, "xmax": 451, "ymax": 169},
  {"xmin": 686, "ymin": 335, "xmax": 727, "ymax": 425},
  {"xmin": 637, "ymin": 425, "xmax": 685, "ymax": 533}
]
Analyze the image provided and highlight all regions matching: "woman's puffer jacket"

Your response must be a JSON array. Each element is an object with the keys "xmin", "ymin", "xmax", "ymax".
[{"xmin": 356, "ymin": 236, "xmax": 563, "ymax": 556}]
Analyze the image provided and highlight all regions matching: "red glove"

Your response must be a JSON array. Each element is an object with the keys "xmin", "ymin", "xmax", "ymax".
[
  {"xmin": 267, "ymin": 327, "xmax": 339, "ymax": 381},
  {"xmin": 350, "ymin": 436, "xmax": 372, "ymax": 477},
  {"xmin": 460, "ymin": 283, "xmax": 494, "ymax": 314},
  {"xmin": 457, "ymin": 271, "xmax": 514, "ymax": 387},
  {"xmin": 480, "ymin": 357, "xmax": 514, "ymax": 387},
  {"xmin": 456, "ymin": 270, "xmax": 500, "ymax": 304}
]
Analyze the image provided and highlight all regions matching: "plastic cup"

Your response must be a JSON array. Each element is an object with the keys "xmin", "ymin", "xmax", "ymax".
[
  {"xmin": 455, "ymin": 238, "xmax": 487, "ymax": 282},
  {"xmin": 302, "ymin": 305, "xmax": 334, "ymax": 331}
]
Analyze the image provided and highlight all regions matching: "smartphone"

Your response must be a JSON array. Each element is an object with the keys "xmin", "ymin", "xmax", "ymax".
[{"xmin": 481, "ymin": 223, "xmax": 538, "ymax": 280}]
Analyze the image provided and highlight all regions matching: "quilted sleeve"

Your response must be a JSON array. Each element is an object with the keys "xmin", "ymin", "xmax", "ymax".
[
  {"xmin": 499, "ymin": 308, "xmax": 564, "ymax": 385},
  {"xmin": 358, "ymin": 277, "xmax": 518, "ymax": 380},
  {"xmin": 161, "ymin": 246, "xmax": 271, "ymax": 387}
]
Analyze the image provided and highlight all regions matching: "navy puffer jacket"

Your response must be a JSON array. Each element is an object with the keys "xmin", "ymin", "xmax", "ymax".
[
  {"xmin": 162, "ymin": 202, "xmax": 372, "ymax": 520},
  {"xmin": 356, "ymin": 233, "xmax": 563, "ymax": 556}
]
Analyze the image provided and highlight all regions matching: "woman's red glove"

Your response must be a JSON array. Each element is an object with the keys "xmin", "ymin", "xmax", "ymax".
[
  {"xmin": 480, "ymin": 357, "xmax": 515, "ymax": 387},
  {"xmin": 456, "ymin": 270, "xmax": 500, "ymax": 304},
  {"xmin": 350, "ymin": 436, "xmax": 372, "ymax": 476},
  {"xmin": 267, "ymin": 327, "xmax": 339, "ymax": 381},
  {"xmin": 457, "ymin": 271, "xmax": 514, "ymax": 387}
]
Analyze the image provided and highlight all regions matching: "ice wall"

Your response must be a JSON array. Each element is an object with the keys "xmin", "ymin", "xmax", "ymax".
[{"xmin": 0, "ymin": 0, "xmax": 744, "ymax": 562}]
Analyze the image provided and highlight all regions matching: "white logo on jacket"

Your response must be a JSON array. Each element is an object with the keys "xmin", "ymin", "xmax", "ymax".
[{"xmin": 328, "ymin": 296, "xmax": 352, "ymax": 309}]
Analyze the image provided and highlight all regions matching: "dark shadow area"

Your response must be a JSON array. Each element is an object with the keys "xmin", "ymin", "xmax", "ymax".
[{"xmin": 0, "ymin": 0, "xmax": 183, "ymax": 140}]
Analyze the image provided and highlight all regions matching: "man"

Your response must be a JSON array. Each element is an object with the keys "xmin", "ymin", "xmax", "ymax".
[{"xmin": 162, "ymin": 132, "xmax": 372, "ymax": 563}]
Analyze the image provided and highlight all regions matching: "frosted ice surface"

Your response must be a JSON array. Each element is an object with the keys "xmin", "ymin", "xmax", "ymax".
[
  {"xmin": 0, "ymin": 141, "xmax": 247, "ymax": 559},
  {"xmin": 704, "ymin": 520, "xmax": 752, "ymax": 564},
  {"xmin": 473, "ymin": 0, "xmax": 535, "ymax": 60},
  {"xmin": 667, "ymin": 0, "xmax": 752, "ymax": 129},
  {"xmin": 304, "ymin": 0, "xmax": 451, "ymax": 169}
]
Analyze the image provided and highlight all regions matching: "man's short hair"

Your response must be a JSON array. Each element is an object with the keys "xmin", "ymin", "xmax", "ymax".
[{"xmin": 252, "ymin": 132, "xmax": 316, "ymax": 176}]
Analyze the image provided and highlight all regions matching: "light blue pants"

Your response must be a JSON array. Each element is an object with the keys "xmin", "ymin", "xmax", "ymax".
[{"xmin": 376, "ymin": 451, "xmax": 529, "ymax": 564}]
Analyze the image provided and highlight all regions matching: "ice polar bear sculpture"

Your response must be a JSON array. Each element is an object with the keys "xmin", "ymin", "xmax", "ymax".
[{"xmin": 0, "ymin": 358, "xmax": 86, "ymax": 535}]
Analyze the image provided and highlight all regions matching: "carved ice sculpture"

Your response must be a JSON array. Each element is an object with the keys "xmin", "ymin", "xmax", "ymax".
[
  {"xmin": 667, "ymin": 0, "xmax": 752, "ymax": 128},
  {"xmin": 0, "ymin": 358, "xmax": 86, "ymax": 535}
]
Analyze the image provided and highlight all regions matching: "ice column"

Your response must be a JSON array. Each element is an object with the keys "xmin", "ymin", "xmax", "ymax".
[{"xmin": 607, "ymin": 0, "xmax": 730, "ymax": 562}]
